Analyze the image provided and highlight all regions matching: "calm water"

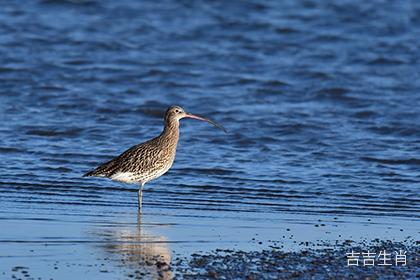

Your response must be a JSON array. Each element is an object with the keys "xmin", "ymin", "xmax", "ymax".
[{"xmin": 0, "ymin": 0, "xmax": 419, "ymax": 279}]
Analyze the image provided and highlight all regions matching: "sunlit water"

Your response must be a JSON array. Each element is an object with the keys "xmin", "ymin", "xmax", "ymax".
[{"xmin": 0, "ymin": 0, "xmax": 419, "ymax": 279}]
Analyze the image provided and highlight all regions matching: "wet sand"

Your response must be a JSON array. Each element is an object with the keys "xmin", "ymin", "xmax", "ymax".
[
  {"xmin": 1, "ymin": 208, "xmax": 418, "ymax": 279},
  {"xmin": 4, "ymin": 237, "xmax": 419, "ymax": 279},
  {"xmin": 173, "ymin": 239, "xmax": 419, "ymax": 279}
]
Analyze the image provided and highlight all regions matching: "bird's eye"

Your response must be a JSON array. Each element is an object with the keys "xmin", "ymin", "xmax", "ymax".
[{"xmin": 175, "ymin": 110, "xmax": 180, "ymax": 113}]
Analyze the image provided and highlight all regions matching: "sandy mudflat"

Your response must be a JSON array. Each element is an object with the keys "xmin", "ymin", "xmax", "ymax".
[
  {"xmin": 1, "ymin": 209, "xmax": 419, "ymax": 280},
  {"xmin": 9, "ymin": 239, "xmax": 416, "ymax": 280},
  {"xmin": 172, "ymin": 239, "xmax": 420, "ymax": 279}
]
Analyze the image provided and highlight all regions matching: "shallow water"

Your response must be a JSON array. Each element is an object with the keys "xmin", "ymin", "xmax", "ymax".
[{"xmin": 0, "ymin": 0, "xmax": 419, "ymax": 279}]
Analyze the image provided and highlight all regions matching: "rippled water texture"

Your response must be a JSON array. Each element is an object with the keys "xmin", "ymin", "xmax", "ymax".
[{"xmin": 0, "ymin": 0, "xmax": 419, "ymax": 279}]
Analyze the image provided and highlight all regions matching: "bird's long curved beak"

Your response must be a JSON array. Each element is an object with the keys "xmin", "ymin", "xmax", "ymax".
[{"xmin": 185, "ymin": 113, "xmax": 227, "ymax": 133}]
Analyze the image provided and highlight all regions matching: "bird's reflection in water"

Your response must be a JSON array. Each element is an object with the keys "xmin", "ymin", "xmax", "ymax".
[{"xmin": 98, "ymin": 211, "xmax": 172, "ymax": 280}]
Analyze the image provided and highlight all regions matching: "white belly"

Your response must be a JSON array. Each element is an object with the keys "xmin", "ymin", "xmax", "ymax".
[
  {"xmin": 110, "ymin": 172, "xmax": 138, "ymax": 183},
  {"xmin": 110, "ymin": 161, "xmax": 174, "ymax": 185}
]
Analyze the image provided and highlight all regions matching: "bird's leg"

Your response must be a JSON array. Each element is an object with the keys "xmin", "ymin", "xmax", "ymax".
[
  {"xmin": 137, "ymin": 208, "xmax": 143, "ymax": 226},
  {"xmin": 138, "ymin": 183, "xmax": 144, "ymax": 211}
]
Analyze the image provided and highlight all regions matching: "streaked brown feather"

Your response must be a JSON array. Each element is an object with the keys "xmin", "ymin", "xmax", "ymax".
[{"xmin": 84, "ymin": 113, "xmax": 179, "ymax": 184}]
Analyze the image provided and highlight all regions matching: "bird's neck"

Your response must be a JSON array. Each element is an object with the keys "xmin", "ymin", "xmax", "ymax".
[{"xmin": 161, "ymin": 119, "xmax": 180, "ymax": 143}]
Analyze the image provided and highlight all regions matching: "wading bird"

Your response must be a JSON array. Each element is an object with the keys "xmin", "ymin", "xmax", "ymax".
[{"xmin": 84, "ymin": 105, "xmax": 226, "ymax": 211}]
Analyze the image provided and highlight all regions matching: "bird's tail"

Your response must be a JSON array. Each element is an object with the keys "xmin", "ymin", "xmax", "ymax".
[
  {"xmin": 83, "ymin": 160, "xmax": 114, "ymax": 178},
  {"xmin": 83, "ymin": 170, "xmax": 96, "ymax": 177}
]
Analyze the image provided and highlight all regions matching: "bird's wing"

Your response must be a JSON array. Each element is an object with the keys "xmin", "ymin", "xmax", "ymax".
[{"xmin": 84, "ymin": 140, "xmax": 162, "ymax": 177}]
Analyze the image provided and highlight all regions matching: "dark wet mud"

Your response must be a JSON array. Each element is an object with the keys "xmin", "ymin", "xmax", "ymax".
[
  {"xmin": 6, "ymin": 239, "xmax": 418, "ymax": 280},
  {"xmin": 173, "ymin": 240, "xmax": 419, "ymax": 280}
]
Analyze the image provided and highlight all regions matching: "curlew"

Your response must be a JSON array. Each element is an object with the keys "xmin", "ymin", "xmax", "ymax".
[{"xmin": 84, "ymin": 105, "xmax": 226, "ymax": 211}]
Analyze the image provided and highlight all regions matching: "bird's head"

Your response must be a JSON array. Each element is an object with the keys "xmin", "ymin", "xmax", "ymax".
[{"xmin": 164, "ymin": 105, "xmax": 226, "ymax": 133}]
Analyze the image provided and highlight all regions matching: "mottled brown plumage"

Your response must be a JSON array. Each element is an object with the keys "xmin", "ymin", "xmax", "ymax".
[{"xmin": 84, "ymin": 105, "xmax": 226, "ymax": 210}]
